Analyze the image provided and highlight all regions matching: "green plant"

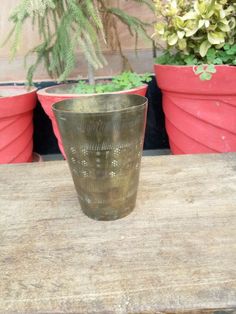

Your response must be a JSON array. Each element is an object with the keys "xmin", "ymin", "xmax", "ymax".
[
  {"xmin": 153, "ymin": 0, "xmax": 236, "ymax": 75},
  {"xmin": 5, "ymin": 0, "xmax": 154, "ymax": 85},
  {"xmin": 71, "ymin": 71, "xmax": 152, "ymax": 94},
  {"xmin": 193, "ymin": 63, "xmax": 216, "ymax": 80}
]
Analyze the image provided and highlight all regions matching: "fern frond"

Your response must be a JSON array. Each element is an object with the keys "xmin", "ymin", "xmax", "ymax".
[
  {"xmin": 107, "ymin": 7, "xmax": 152, "ymax": 41},
  {"xmin": 131, "ymin": 0, "xmax": 155, "ymax": 12},
  {"xmin": 4, "ymin": 0, "xmax": 154, "ymax": 83}
]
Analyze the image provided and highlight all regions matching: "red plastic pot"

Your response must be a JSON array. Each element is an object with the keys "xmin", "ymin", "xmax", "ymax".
[
  {"xmin": 0, "ymin": 86, "xmax": 37, "ymax": 164},
  {"xmin": 37, "ymin": 83, "xmax": 147, "ymax": 157},
  {"xmin": 154, "ymin": 64, "xmax": 236, "ymax": 154}
]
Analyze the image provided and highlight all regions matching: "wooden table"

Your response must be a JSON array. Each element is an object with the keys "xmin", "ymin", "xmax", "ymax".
[{"xmin": 0, "ymin": 154, "xmax": 236, "ymax": 313}]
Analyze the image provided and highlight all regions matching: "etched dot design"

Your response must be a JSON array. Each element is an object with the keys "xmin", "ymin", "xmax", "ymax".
[
  {"xmin": 71, "ymin": 157, "xmax": 76, "ymax": 164},
  {"xmin": 81, "ymin": 160, "xmax": 88, "ymax": 166},
  {"xmin": 72, "ymin": 168, "xmax": 79, "ymax": 176},
  {"xmin": 81, "ymin": 148, "xmax": 88, "ymax": 156},
  {"xmin": 85, "ymin": 196, "xmax": 92, "ymax": 204},
  {"xmin": 81, "ymin": 170, "xmax": 89, "ymax": 177},
  {"xmin": 111, "ymin": 160, "xmax": 119, "ymax": 167},
  {"xmin": 96, "ymin": 156, "xmax": 101, "ymax": 168},
  {"xmin": 113, "ymin": 148, "xmax": 121, "ymax": 156},
  {"xmin": 70, "ymin": 147, "xmax": 77, "ymax": 154},
  {"xmin": 109, "ymin": 171, "xmax": 116, "ymax": 177}
]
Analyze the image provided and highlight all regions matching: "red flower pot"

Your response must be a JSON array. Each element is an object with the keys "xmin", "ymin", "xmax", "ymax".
[
  {"xmin": 154, "ymin": 64, "xmax": 236, "ymax": 154},
  {"xmin": 37, "ymin": 83, "xmax": 147, "ymax": 157},
  {"xmin": 0, "ymin": 86, "xmax": 37, "ymax": 164}
]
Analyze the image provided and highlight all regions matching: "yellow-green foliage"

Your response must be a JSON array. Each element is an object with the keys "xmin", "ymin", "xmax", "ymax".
[{"xmin": 153, "ymin": 0, "xmax": 236, "ymax": 58}]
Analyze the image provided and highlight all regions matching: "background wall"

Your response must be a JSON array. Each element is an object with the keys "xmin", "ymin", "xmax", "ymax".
[
  {"xmin": 0, "ymin": 1, "xmax": 168, "ymax": 153},
  {"xmin": 0, "ymin": 0, "xmax": 155, "ymax": 83}
]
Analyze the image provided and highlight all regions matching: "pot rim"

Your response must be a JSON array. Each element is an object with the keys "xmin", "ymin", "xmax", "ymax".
[
  {"xmin": 154, "ymin": 64, "xmax": 236, "ymax": 69},
  {"xmin": 37, "ymin": 83, "xmax": 148, "ymax": 98},
  {"xmin": 0, "ymin": 86, "xmax": 37, "ymax": 99}
]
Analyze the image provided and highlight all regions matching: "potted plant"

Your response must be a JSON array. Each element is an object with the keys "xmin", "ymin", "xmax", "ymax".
[
  {"xmin": 6, "ymin": 0, "xmax": 154, "ymax": 156},
  {"xmin": 0, "ymin": 86, "xmax": 37, "ymax": 164},
  {"xmin": 37, "ymin": 72, "xmax": 151, "ymax": 155},
  {"xmin": 153, "ymin": 0, "xmax": 236, "ymax": 154}
]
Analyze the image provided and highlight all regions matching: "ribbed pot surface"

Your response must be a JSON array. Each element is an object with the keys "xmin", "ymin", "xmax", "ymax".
[
  {"xmin": 0, "ymin": 87, "xmax": 37, "ymax": 163},
  {"xmin": 154, "ymin": 64, "xmax": 236, "ymax": 154}
]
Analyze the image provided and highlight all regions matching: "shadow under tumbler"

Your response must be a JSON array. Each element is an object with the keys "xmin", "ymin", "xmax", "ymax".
[{"xmin": 52, "ymin": 94, "xmax": 148, "ymax": 221}]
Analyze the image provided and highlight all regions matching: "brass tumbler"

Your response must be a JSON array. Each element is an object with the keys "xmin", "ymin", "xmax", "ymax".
[{"xmin": 52, "ymin": 94, "xmax": 148, "ymax": 221}]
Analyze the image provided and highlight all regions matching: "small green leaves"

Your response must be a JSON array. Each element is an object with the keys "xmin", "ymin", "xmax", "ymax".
[
  {"xmin": 224, "ymin": 44, "xmax": 230, "ymax": 50},
  {"xmin": 194, "ymin": 64, "xmax": 205, "ymax": 74},
  {"xmin": 200, "ymin": 72, "xmax": 212, "ymax": 80},
  {"xmin": 184, "ymin": 55, "xmax": 198, "ymax": 65},
  {"xmin": 72, "ymin": 72, "xmax": 152, "ymax": 94},
  {"xmin": 225, "ymin": 44, "xmax": 236, "ymax": 55},
  {"xmin": 207, "ymin": 64, "xmax": 216, "ymax": 73},
  {"xmin": 193, "ymin": 64, "xmax": 216, "ymax": 81},
  {"xmin": 207, "ymin": 65, "xmax": 215, "ymax": 75}
]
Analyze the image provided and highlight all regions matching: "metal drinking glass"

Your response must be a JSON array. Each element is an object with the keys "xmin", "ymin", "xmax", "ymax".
[{"xmin": 52, "ymin": 94, "xmax": 148, "ymax": 221}]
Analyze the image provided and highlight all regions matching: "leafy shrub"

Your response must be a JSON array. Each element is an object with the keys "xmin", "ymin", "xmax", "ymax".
[{"xmin": 153, "ymin": 0, "xmax": 236, "ymax": 66}]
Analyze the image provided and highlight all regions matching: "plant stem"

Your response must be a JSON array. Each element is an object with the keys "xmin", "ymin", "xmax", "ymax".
[{"xmin": 87, "ymin": 61, "xmax": 95, "ymax": 85}]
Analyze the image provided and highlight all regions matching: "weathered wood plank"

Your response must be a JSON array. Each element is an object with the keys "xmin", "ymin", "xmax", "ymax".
[{"xmin": 0, "ymin": 154, "xmax": 236, "ymax": 313}]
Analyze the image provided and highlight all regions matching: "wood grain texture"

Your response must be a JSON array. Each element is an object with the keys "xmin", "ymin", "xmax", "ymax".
[{"xmin": 0, "ymin": 154, "xmax": 236, "ymax": 313}]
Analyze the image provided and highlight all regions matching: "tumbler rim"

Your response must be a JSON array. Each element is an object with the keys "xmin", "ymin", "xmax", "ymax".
[{"xmin": 52, "ymin": 93, "xmax": 148, "ymax": 115}]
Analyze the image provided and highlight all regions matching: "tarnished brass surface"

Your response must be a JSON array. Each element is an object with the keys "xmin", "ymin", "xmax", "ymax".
[{"xmin": 52, "ymin": 94, "xmax": 148, "ymax": 220}]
